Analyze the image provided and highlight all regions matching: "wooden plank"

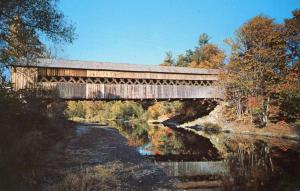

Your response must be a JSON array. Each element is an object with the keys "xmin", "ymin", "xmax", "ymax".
[
  {"xmin": 34, "ymin": 83, "xmax": 222, "ymax": 100},
  {"xmin": 38, "ymin": 68, "xmax": 87, "ymax": 77},
  {"xmin": 35, "ymin": 68, "xmax": 218, "ymax": 81},
  {"xmin": 87, "ymin": 70, "xmax": 217, "ymax": 81},
  {"xmin": 12, "ymin": 67, "xmax": 38, "ymax": 90}
]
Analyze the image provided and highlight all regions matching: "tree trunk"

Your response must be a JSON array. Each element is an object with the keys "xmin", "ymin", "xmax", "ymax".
[
  {"xmin": 261, "ymin": 96, "xmax": 270, "ymax": 127},
  {"xmin": 236, "ymin": 98, "xmax": 242, "ymax": 119}
]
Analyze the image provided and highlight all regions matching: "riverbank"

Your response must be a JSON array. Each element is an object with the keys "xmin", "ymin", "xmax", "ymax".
[
  {"xmin": 156, "ymin": 103, "xmax": 300, "ymax": 141},
  {"xmin": 40, "ymin": 123, "xmax": 171, "ymax": 190}
]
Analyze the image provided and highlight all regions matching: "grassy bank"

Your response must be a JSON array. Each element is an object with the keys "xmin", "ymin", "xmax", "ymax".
[{"xmin": 48, "ymin": 163, "xmax": 120, "ymax": 191}]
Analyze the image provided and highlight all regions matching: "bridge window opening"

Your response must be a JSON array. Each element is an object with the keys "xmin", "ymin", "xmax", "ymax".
[
  {"xmin": 36, "ymin": 75, "xmax": 215, "ymax": 87},
  {"xmin": 137, "ymin": 79, "xmax": 143, "ymax": 84},
  {"xmin": 156, "ymin": 80, "xmax": 162, "ymax": 85},
  {"xmin": 149, "ymin": 80, "xmax": 155, "ymax": 85}
]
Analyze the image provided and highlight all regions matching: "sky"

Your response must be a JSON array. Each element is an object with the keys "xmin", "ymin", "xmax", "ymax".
[{"xmin": 57, "ymin": 0, "xmax": 299, "ymax": 65}]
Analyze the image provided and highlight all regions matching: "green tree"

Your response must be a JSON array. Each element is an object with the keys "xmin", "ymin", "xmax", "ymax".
[
  {"xmin": 198, "ymin": 33, "xmax": 210, "ymax": 47},
  {"xmin": 175, "ymin": 54, "xmax": 189, "ymax": 67},
  {"xmin": 160, "ymin": 51, "xmax": 175, "ymax": 66},
  {"xmin": 0, "ymin": 0, "xmax": 75, "ymax": 71}
]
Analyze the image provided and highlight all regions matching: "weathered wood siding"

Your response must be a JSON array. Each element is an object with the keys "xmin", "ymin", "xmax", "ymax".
[
  {"xmin": 12, "ymin": 66, "xmax": 222, "ymax": 100},
  {"xmin": 37, "ymin": 68, "xmax": 218, "ymax": 81},
  {"xmin": 38, "ymin": 68, "xmax": 87, "ymax": 77},
  {"xmin": 36, "ymin": 83, "xmax": 222, "ymax": 99},
  {"xmin": 11, "ymin": 67, "xmax": 38, "ymax": 90}
]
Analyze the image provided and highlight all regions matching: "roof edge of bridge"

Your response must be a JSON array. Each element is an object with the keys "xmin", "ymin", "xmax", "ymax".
[{"xmin": 13, "ymin": 58, "xmax": 221, "ymax": 75}]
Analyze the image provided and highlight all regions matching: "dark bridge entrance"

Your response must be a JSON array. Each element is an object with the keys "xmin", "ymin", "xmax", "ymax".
[{"xmin": 11, "ymin": 59, "xmax": 222, "ymax": 100}]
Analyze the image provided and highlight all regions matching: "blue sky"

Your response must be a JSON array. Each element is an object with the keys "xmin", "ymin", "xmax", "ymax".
[{"xmin": 57, "ymin": 0, "xmax": 299, "ymax": 65}]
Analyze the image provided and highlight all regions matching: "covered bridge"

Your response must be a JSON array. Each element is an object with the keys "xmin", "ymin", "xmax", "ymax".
[{"xmin": 11, "ymin": 59, "xmax": 222, "ymax": 100}]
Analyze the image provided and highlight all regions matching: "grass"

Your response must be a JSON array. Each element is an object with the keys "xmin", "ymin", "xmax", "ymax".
[{"xmin": 48, "ymin": 163, "xmax": 120, "ymax": 191}]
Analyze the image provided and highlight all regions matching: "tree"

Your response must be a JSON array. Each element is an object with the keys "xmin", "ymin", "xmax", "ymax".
[
  {"xmin": 226, "ymin": 16, "xmax": 286, "ymax": 126},
  {"xmin": 160, "ymin": 34, "xmax": 225, "ymax": 69},
  {"xmin": 160, "ymin": 51, "xmax": 175, "ymax": 66},
  {"xmin": 190, "ymin": 43, "xmax": 225, "ymax": 69},
  {"xmin": 284, "ymin": 10, "xmax": 300, "ymax": 68},
  {"xmin": 277, "ymin": 9, "xmax": 300, "ymax": 121},
  {"xmin": 175, "ymin": 54, "xmax": 189, "ymax": 67},
  {"xmin": 0, "ymin": 0, "xmax": 75, "ymax": 72},
  {"xmin": 198, "ymin": 33, "xmax": 210, "ymax": 47}
]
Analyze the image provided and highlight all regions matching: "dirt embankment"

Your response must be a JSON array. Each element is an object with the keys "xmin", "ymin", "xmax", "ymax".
[{"xmin": 174, "ymin": 102, "xmax": 300, "ymax": 141}]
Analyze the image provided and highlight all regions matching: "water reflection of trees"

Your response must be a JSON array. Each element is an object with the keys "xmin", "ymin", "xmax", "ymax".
[
  {"xmin": 223, "ymin": 140, "xmax": 274, "ymax": 190},
  {"xmin": 111, "ymin": 121, "xmax": 220, "ymax": 161},
  {"xmin": 110, "ymin": 121, "xmax": 184, "ymax": 152},
  {"xmin": 109, "ymin": 121, "xmax": 149, "ymax": 147},
  {"xmin": 148, "ymin": 125, "xmax": 184, "ymax": 155}
]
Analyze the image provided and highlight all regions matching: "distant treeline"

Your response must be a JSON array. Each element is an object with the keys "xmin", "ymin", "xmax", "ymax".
[{"xmin": 65, "ymin": 100, "xmax": 183, "ymax": 123}]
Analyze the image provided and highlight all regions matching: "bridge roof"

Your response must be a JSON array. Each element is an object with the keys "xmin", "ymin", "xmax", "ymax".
[{"xmin": 15, "ymin": 58, "xmax": 220, "ymax": 75}]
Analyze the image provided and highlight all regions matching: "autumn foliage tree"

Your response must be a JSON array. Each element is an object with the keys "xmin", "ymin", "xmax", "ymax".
[
  {"xmin": 278, "ymin": 10, "xmax": 300, "ymax": 121},
  {"xmin": 160, "ymin": 33, "xmax": 225, "ymax": 69},
  {"xmin": 226, "ymin": 11, "xmax": 300, "ymax": 126},
  {"xmin": 189, "ymin": 34, "xmax": 225, "ymax": 69}
]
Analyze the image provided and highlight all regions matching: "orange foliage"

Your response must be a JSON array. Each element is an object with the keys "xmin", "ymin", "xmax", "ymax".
[{"xmin": 247, "ymin": 96, "xmax": 264, "ymax": 109}]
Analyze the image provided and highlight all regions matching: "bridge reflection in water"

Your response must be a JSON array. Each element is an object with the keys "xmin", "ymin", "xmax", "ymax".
[{"xmin": 157, "ymin": 161, "xmax": 228, "ymax": 177}]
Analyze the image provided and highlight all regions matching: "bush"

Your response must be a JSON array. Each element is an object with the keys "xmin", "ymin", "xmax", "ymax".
[{"xmin": 66, "ymin": 101, "xmax": 86, "ymax": 119}]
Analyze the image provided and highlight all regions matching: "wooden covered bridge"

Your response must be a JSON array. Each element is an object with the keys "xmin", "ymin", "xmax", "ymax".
[{"xmin": 11, "ymin": 59, "xmax": 222, "ymax": 100}]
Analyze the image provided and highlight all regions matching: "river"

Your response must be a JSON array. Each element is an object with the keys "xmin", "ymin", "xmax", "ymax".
[
  {"xmin": 37, "ymin": 121, "xmax": 300, "ymax": 190},
  {"xmin": 114, "ymin": 121, "xmax": 300, "ymax": 190}
]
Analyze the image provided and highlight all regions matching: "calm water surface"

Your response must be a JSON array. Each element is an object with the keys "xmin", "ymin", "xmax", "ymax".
[{"xmin": 111, "ymin": 121, "xmax": 300, "ymax": 190}]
